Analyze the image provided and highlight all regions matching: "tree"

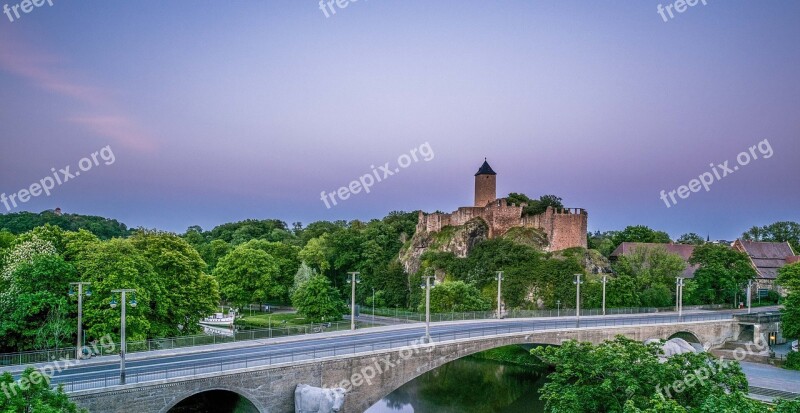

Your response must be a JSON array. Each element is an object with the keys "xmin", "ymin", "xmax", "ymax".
[
  {"xmin": 612, "ymin": 245, "xmax": 686, "ymax": 307},
  {"xmin": 291, "ymin": 275, "xmax": 346, "ymax": 323},
  {"xmin": 0, "ymin": 368, "xmax": 87, "ymax": 412},
  {"xmin": 677, "ymin": 233, "xmax": 706, "ymax": 245},
  {"xmin": 128, "ymin": 231, "xmax": 220, "ymax": 336},
  {"xmin": 74, "ymin": 238, "xmax": 155, "ymax": 343},
  {"xmin": 507, "ymin": 193, "xmax": 564, "ymax": 216},
  {"xmin": 420, "ymin": 281, "xmax": 490, "ymax": 313},
  {"xmin": 610, "ymin": 226, "xmax": 671, "ymax": 251},
  {"xmin": 743, "ymin": 221, "xmax": 800, "ymax": 252},
  {"xmin": 213, "ymin": 244, "xmax": 283, "ymax": 307},
  {"xmin": 778, "ymin": 262, "xmax": 800, "ymax": 339},
  {"xmin": 689, "ymin": 244, "xmax": 756, "ymax": 305},
  {"xmin": 532, "ymin": 336, "xmax": 749, "ymax": 413},
  {"xmin": 0, "ymin": 254, "xmax": 76, "ymax": 352}
]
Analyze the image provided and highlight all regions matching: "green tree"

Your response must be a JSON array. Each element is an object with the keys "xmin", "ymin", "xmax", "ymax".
[
  {"xmin": 420, "ymin": 280, "xmax": 490, "ymax": 313},
  {"xmin": 507, "ymin": 193, "xmax": 564, "ymax": 216},
  {"xmin": 743, "ymin": 221, "xmax": 800, "ymax": 252},
  {"xmin": 677, "ymin": 233, "xmax": 706, "ymax": 245},
  {"xmin": 612, "ymin": 245, "xmax": 686, "ymax": 307},
  {"xmin": 0, "ymin": 254, "xmax": 76, "ymax": 352},
  {"xmin": 689, "ymin": 244, "xmax": 755, "ymax": 305},
  {"xmin": 213, "ymin": 244, "xmax": 283, "ymax": 307},
  {"xmin": 291, "ymin": 275, "xmax": 346, "ymax": 323},
  {"xmin": 128, "ymin": 231, "xmax": 220, "ymax": 336},
  {"xmin": 610, "ymin": 226, "xmax": 672, "ymax": 251},
  {"xmin": 778, "ymin": 262, "xmax": 800, "ymax": 339},
  {"xmin": 74, "ymin": 238, "xmax": 154, "ymax": 343},
  {"xmin": 0, "ymin": 368, "xmax": 87, "ymax": 412},
  {"xmin": 532, "ymin": 336, "xmax": 749, "ymax": 413}
]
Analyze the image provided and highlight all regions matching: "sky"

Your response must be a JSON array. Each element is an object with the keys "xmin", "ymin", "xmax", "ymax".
[{"xmin": 0, "ymin": 0, "xmax": 798, "ymax": 240}]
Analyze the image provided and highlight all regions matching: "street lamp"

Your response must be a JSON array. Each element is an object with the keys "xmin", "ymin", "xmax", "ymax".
[
  {"xmin": 421, "ymin": 274, "xmax": 436, "ymax": 343},
  {"xmin": 68, "ymin": 282, "xmax": 91, "ymax": 360},
  {"xmin": 601, "ymin": 273, "xmax": 608, "ymax": 316},
  {"xmin": 495, "ymin": 271, "xmax": 504, "ymax": 319},
  {"xmin": 371, "ymin": 287, "xmax": 376, "ymax": 325},
  {"xmin": 348, "ymin": 272, "xmax": 360, "ymax": 331},
  {"xmin": 556, "ymin": 300, "xmax": 561, "ymax": 317},
  {"xmin": 110, "ymin": 289, "xmax": 137, "ymax": 385},
  {"xmin": 675, "ymin": 277, "xmax": 684, "ymax": 318},
  {"xmin": 747, "ymin": 279, "xmax": 753, "ymax": 314},
  {"xmin": 574, "ymin": 274, "xmax": 583, "ymax": 326}
]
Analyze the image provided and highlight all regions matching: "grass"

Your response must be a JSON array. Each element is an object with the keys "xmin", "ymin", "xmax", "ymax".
[{"xmin": 236, "ymin": 312, "xmax": 311, "ymax": 328}]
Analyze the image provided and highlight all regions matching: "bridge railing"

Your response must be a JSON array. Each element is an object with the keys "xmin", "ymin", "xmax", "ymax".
[
  {"xmin": 363, "ymin": 304, "xmax": 730, "ymax": 323},
  {"xmin": 0, "ymin": 320, "xmax": 364, "ymax": 368},
  {"xmin": 0, "ymin": 304, "xmax": 731, "ymax": 368},
  {"xmin": 56, "ymin": 312, "xmax": 733, "ymax": 393}
]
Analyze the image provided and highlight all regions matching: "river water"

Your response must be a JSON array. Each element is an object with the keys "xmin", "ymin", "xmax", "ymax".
[{"xmin": 364, "ymin": 357, "xmax": 548, "ymax": 413}]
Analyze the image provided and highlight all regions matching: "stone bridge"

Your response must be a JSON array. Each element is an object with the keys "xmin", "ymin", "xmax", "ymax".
[{"xmin": 70, "ymin": 318, "xmax": 738, "ymax": 413}]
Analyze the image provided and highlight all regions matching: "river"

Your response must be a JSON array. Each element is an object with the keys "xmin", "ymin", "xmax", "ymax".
[{"xmin": 365, "ymin": 357, "xmax": 548, "ymax": 413}]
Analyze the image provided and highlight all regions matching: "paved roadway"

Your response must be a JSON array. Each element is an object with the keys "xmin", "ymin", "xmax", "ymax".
[{"xmin": 1, "ymin": 310, "xmax": 738, "ymax": 391}]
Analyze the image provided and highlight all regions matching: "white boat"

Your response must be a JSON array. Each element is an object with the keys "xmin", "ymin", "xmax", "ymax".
[{"xmin": 200, "ymin": 312, "xmax": 236, "ymax": 326}]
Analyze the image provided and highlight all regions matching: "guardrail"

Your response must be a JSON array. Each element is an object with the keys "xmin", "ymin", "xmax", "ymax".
[
  {"xmin": 0, "ymin": 320, "xmax": 366, "ymax": 368},
  {"xmin": 0, "ymin": 304, "xmax": 734, "ymax": 368},
  {"xmin": 57, "ymin": 312, "xmax": 733, "ymax": 393}
]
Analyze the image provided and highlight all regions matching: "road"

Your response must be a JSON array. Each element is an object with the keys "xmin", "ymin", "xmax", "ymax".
[{"xmin": 0, "ymin": 311, "xmax": 738, "ymax": 392}]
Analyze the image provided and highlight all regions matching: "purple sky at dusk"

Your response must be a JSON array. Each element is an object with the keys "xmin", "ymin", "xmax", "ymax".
[{"xmin": 1, "ymin": 1, "xmax": 798, "ymax": 240}]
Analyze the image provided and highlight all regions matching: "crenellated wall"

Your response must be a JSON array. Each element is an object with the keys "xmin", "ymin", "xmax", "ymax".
[{"xmin": 417, "ymin": 203, "xmax": 588, "ymax": 251}]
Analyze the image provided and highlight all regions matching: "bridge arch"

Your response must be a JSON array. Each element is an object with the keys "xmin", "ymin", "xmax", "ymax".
[{"xmin": 160, "ymin": 386, "xmax": 266, "ymax": 413}]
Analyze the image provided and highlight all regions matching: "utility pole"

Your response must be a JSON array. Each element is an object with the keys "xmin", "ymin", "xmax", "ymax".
[
  {"xmin": 574, "ymin": 274, "xmax": 583, "ymax": 327},
  {"xmin": 495, "ymin": 271, "xmax": 504, "ymax": 319},
  {"xmin": 675, "ymin": 277, "xmax": 683, "ymax": 319},
  {"xmin": 747, "ymin": 279, "xmax": 753, "ymax": 314},
  {"xmin": 348, "ymin": 272, "xmax": 360, "ymax": 331},
  {"xmin": 601, "ymin": 274, "xmax": 607, "ymax": 316},
  {"xmin": 68, "ymin": 282, "xmax": 91, "ymax": 360},
  {"xmin": 421, "ymin": 274, "xmax": 435, "ymax": 343},
  {"xmin": 110, "ymin": 289, "xmax": 137, "ymax": 385}
]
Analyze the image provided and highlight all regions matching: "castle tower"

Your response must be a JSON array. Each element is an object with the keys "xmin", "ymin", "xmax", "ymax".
[{"xmin": 474, "ymin": 158, "xmax": 497, "ymax": 207}]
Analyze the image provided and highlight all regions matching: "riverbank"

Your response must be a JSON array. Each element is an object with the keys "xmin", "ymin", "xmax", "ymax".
[{"xmin": 469, "ymin": 345, "xmax": 549, "ymax": 370}]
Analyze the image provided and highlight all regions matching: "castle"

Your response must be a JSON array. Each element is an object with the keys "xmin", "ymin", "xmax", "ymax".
[{"xmin": 416, "ymin": 159, "xmax": 588, "ymax": 251}]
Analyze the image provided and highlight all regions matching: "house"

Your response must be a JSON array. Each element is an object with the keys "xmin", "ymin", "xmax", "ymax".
[
  {"xmin": 733, "ymin": 239, "xmax": 798, "ymax": 294},
  {"xmin": 609, "ymin": 242, "xmax": 699, "ymax": 279}
]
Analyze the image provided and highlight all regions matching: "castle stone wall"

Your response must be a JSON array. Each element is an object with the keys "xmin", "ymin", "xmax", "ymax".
[{"xmin": 417, "ymin": 204, "xmax": 587, "ymax": 252}]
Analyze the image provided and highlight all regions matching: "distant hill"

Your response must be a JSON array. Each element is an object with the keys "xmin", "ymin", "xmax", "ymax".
[{"xmin": 0, "ymin": 210, "xmax": 131, "ymax": 239}]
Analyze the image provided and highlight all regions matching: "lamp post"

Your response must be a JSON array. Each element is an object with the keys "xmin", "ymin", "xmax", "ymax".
[
  {"xmin": 747, "ymin": 279, "xmax": 753, "ymax": 314},
  {"xmin": 574, "ymin": 274, "xmax": 583, "ymax": 327},
  {"xmin": 556, "ymin": 300, "xmax": 561, "ymax": 317},
  {"xmin": 675, "ymin": 277, "xmax": 684, "ymax": 318},
  {"xmin": 348, "ymin": 272, "xmax": 360, "ymax": 331},
  {"xmin": 371, "ymin": 287, "xmax": 376, "ymax": 325},
  {"xmin": 68, "ymin": 282, "xmax": 91, "ymax": 360},
  {"xmin": 495, "ymin": 271, "xmax": 504, "ymax": 319},
  {"xmin": 601, "ymin": 274, "xmax": 608, "ymax": 316},
  {"xmin": 421, "ymin": 274, "xmax": 435, "ymax": 343},
  {"xmin": 110, "ymin": 289, "xmax": 137, "ymax": 385}
]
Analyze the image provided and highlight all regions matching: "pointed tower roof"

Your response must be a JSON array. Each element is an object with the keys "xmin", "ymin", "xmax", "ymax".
[{"xmin": 475, "ymin": 158, "xmax": 496, "ymax": 176}]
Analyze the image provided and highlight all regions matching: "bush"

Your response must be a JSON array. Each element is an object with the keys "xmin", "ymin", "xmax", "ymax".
[{"xmin": 785, "ymin": 351, "xmax": 800, "ymax": 371}]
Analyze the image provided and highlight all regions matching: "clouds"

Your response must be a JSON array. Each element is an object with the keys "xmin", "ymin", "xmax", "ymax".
[{"xmin": 0, "ymin": 28, "xmax": 156, "ymax": 152}]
